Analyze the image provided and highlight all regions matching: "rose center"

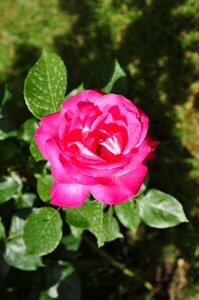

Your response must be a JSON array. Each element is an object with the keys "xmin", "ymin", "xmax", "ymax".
[{"xmin": 97, "ymin": 132, "xmax": 123, "ymax": 157}]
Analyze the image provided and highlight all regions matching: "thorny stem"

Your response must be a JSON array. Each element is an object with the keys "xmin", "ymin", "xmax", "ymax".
[{"xmin": 83, "ymin": 235, "xmax": 153, "ymax": 291}]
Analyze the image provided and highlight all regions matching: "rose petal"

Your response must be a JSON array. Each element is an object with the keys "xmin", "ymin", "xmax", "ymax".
[
  {"xmin": 50, "ymin": 181, "xmax": 90, "ymax": 207},
  {"xmin": 61, "ymin": 90, "xmax": 104, "ymax": 114},
  {"xmin": 45, "ymin": 139, "xmax": 98, "ymax": 185},
  {"xmin": 90, "ymin": 164, "xmax": 147, "ymax": 204},
  {"xmin": 34, "ymin": 112, "xmax": 61, "ymax": 157},
  {"xmin": 116, "ymin": 136, "xmax": 157, "ymax": 176}
]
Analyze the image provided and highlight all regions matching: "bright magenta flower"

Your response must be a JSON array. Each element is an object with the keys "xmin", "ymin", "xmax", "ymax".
[{"xmin": 35, "ymin": 90, "xmax": 158, "ymax": 207}]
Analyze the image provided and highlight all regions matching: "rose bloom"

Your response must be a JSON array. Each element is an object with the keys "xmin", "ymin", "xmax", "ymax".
[{"xmin": 35, "ymin": 90, "xmax": 158, "ymax": 207}]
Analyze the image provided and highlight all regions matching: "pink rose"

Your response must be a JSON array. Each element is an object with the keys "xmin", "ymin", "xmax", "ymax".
[{"xmin": 35, "ymin": 90, "xmax": 158, "ymax": 207}]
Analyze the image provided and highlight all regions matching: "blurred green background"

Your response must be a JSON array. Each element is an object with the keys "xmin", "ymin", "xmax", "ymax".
[{"xmin": 0, "ymin": 0, "xmax": 199, "ymax": 299}]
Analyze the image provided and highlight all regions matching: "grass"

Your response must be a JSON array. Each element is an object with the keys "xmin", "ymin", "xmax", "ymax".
[{"xmin": 0, "ymin": 0, "xmax": 199, "ymax": 299}]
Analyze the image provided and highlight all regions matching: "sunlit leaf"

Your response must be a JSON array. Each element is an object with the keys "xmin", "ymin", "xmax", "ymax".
[
  {"xmin": 23, "ymin": 207, "xmax": 62, "ymax": 256},
  {"xmin": 24, "ymin": 50, "xmax": 67, "ymax": 119},
  {"xmin": 137, "ymin": 189, "xmax": 188, "ymax": 228}
]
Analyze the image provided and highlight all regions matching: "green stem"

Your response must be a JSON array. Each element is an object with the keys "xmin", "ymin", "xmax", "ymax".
[{"xmin": 83, "ymin": 235, "xmax": 153, "ymax": 291}]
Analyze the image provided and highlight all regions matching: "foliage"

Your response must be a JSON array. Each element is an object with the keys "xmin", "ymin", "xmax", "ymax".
[{"xmin": 0, "ymin": 0, "xmax": 199, "ymax": 299}]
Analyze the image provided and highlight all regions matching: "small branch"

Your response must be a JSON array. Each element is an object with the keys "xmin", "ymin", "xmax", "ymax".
[
  {"xmin": 56, "ymin": 206, "xmax": 62, "ymax": 212},
  {"xmin": 83, "ymin": 235, "xmax": 153, "ymax": 291}
]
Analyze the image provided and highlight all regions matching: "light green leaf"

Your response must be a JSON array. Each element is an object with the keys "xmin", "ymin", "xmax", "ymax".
[
  {"xmin": 85, "ymin": 60, "xmax": 127, "ymax": 94},
  {"xmin": 18, "ymin": 118, "xmax": 38, "ymax": 143},
  {"xmin": 103, "ymin": 206, "xmax": 122, "ymax": 244},
  {"xmin": 0, "ymin": 217, "xmax": 5, "ymax": 239},
  {"xmin": 24, "ymin": 50, "xmax": 67, "ymax": 119},
  {"xmin": 0, "ymin": 175, "xmax": 20, "ymax": 204},
  {"xmin": 114, "ymin": 200, "xmax": 141, "ymax": 233},
  {"xmin": 70, "ymin": 226, "xmax": 84, "ymax": 238},
  {"xmin": 30, "ymin": 139, "xmax": 45, "ymax": 161},
  {"xmin": 37, "ymin": 174, "xmax": 54, "ymax": 202},
  {"xmin": 137, "ymin": 189, "xmax": 188, "ymax": 228},
  {"xmin": 4, "ymin": 216, "xmax": 42, "ymax": 270},
  {"xmin": 23, "ymin": 207, "xmax": 62, "ymax": 256}
]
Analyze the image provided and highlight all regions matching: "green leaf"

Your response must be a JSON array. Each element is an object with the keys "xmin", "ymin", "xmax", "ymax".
[
  {"xmin": 0, "ymin": 117, "xmax": 17, "ymax": 141},
  {"xmin": 103, "ymin": 206, "xmax": 122, "ymax": 244},
  {"xmin": 135, "ymin": 173, "xmax": 149, "ymax": 198},
  {"xmin": 0, "ymin": 140, "xmax": 19, "ymax": 165},
  {"xmin": 0, "ymin": 175, "xmax": 20, "ymax": 204},
  {"xmin": 62, "ymin": 234, "xmax": 81, "ymax": 252},
  {"xmin": 15, "ymin": 192, "xmax": 36, "ymax": 208},
  {"xmin": 85, "ymin": 60, "xmax": 127, "ymax": 94},
  {"xmin": 18, "ymin": 118, "xmax": 38, "ymax": 143},
  {"xmin": 37, "ymin": 174, "xmax": 54, "ymax": 202},
  {"xmin": 24, "ymin": 50, "xmax": 67, "ymax": 119},
  {"xmin": 23, "ymin": 207, "xmax": 62, "ymax": 256},
  {"xmin": 30, "ymin": 139, "xmax": 45, "ymax": 161},
  {"xmin": 70, "ymin": 226, "xmax": 84, "ymax": 238},
  {"xmin": 39, "ymin": 262, "xmax": 81, "ymax": 300},
  {"xmin": 65, "ymin": 201, "xmax": 122, "ymax": 247},
  {"xmin": 114, "ymin": 200, "xmax": 141, "ymax": 233},
  {"xmin": 65, "ymin": 206, "xmax": 89, "ymax": 229},
  {"xmin": 66, "ymin": 84, "xmax": 84, "ymax": 99},
  {"xmin": 0, "ymin": 217, "xmax": 5, "ymax": 239},
  {"xmin": 137, "ymin": 189, "xmax": 188, "ymax": 228},
  {"xmin": 0, "ymin": 85, "xmax": 12, "ymax": 116},
  {"xmin": 4, "ymin": 216, "xmax": 42, "ymax": 270}
]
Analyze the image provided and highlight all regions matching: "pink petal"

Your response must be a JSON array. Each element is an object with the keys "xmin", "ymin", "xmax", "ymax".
[
  {"xmin": 90, "ymin": 164, "xmax": 147, "ymax": 204},
  {"xmin": 61, "ymin": 90, "xmax": 104, "ymax": 114},
  {"xmin": 34, "ymin": 112, "xmax": 61, "ymax": 158},
  {"xmin": 116, "ymin": 137, "xmax": 157, "ymax": 176},
  {"xmin": 45, "ymin": 139, "xmax": 98, "ymax": 185},
  {"xmin": 50, "ymin": 181, "xmax": 90, "ymax": 207}
]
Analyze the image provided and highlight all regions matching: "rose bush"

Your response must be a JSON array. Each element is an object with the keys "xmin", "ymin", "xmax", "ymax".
[{"xmin": 35, "ymin": 90, "xmax": 158, "ymax": 207}]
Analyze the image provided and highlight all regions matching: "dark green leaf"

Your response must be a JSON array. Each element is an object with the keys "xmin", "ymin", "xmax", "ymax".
[
  {"xmin": 0, "ymin": 140, "xmax": 19, "ymax": 165},
  {"xmin": 15, "ymin": 192, "xmax": 36, "ymax": 208},
  {"xmin": 62, "ymin": 234, "xmax": 81, "ymax": 252},
  {"xmin": 23, "ymin": 207, "xmax": 62, "ymax": 256},
  {"xmin": 30, "ymin": 139, "xmax": 45, "ymax": 161},
  {"xmin": 0, "ymin": 117, "xmax": 17, "ymax": 141},
  {"xmin": 39, "ymin": 262, "xmax": 81, "ymax": 300},
  {"xmin": 37, "ymin": 174, "xmax": 54, "ymax": 202},
  {"xmin": 65, "ymin": 201, "xmax": 122, "ymax": 247},
  {"xmin": 65, "ymin": 206, "xmax": 89, "ymax": 229},
  {"xmin": 24, "ymin": 50, "xmax": 67, "ymax": 119},
  {"xmin": 137, "ymin": 189, "xmax": 188, "ymax": 228},
  {"xmin": 0, "ymin": 217, "xmax": 5, "ymax": 239},
  {"xmin": 4, "ymin": 216, "xmax": 43, "ymax": 270},
  {"xmin": 85, "ymin": 60, "xmax": 127, "ymax": 94},
  {"xmin": 0, "ymin": 85, "xmax": 12, "ymax": 116},
  {"xmin": 0, "ymin": 175, "xmax": 20, "ymax": 204},
  {"xmin": 114, "ymin": 200, "xmax": 141, "ymax": 232},
  {"xmin": 18, "ymin": 118, "xmax": 38, "ymax": 143}
]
